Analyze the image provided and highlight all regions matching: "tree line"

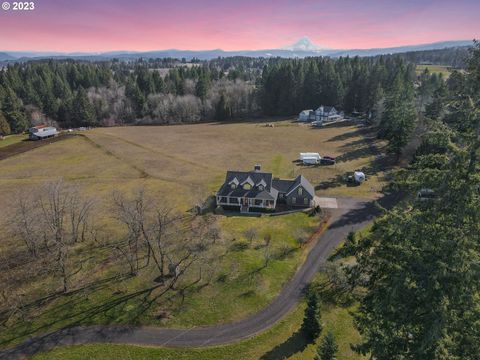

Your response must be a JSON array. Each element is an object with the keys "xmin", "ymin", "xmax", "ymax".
[
  {"xmin": 338, "ymin": 41, "xmax": 480, "ymax": 359},
  {"xmin": 0, "ymin": 47, "xmax": 467, "ymax": 139},
  {"xmin": 0, "ymin": 59, "xmax": 258, "ymax": 134}
]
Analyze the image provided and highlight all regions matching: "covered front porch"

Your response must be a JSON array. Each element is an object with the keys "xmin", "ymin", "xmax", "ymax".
[{"xmin": 216, "ymin": 196, "xmax": 276, "ymax": 213}]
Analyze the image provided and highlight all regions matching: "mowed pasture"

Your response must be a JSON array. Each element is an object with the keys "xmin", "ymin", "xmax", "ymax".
[{"xmin": 0, "ymin": 119, "xmax": 383, "ymax": 351}]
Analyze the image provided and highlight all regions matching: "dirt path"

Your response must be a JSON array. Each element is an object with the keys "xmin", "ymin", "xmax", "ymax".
[
  {"xmin": 0, "ymin": 134, "xmax": 75, "ymax": 162},
  {"xmin": 0, "ymin": 197, "xmax": 387, "ymax": 359}
]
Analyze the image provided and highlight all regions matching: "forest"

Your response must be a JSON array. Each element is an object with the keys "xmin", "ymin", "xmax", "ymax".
[
  {"xmin": 0, "ymin": 46, "xmax": 468, "ymax": 141},
  {"xmin": 334, "ymin": 42, "xmax": 480, "ymax": 359}
]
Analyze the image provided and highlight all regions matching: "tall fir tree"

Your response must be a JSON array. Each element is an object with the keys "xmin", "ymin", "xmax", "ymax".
[
  {"xmin": 302, "ymin": 290, "xmax": 322, "ymax": 341},
  {"xmin": 315, "ymin": 331, "xmax": 338, "ymax": 360}
]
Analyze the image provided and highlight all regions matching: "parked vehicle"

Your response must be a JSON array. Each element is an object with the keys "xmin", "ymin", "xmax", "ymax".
[
  {"xmin": 417, "ymin": 188, "xmax": 436, "ymax": 201},
  {"xmin": 299, "ymin": 152, "xmax": 321, "ymax": 161},
  {"xmin": 320, "ymin": 156, "xmax": 336, "ymax": 165},
  {"xmin": 354, "ymin": 171, "xmax": 366, "ymax": 183},
  {"xmin": 302, "ymin": 157, "xmax": 320, "ymax": 165}
]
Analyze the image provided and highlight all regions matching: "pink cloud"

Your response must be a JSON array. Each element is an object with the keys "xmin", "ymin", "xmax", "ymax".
[{"xmin": 0, "ymin": 0, "xmax": 478, "ymax": 52}]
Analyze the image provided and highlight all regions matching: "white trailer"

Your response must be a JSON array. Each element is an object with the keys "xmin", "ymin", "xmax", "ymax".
[
  {"xmin": 302, "ymin": 157, "xmax": 320, "ymax": 165},
  {"xmin": 299, "ymin": 152, "xmax": 321, "ymax": 161}
]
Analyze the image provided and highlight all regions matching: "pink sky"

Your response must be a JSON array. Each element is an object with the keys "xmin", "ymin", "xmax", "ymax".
[{"xmin": 0, "ymin": 0, "xmax": 478, "ymax": 52}]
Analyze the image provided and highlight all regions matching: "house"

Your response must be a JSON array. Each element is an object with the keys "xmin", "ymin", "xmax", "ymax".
[
  {"xmin": 298, "ymin": 110, "xmax": 314, "ymax": 122},
  {"xmin": 314, "ymin": 106, "xmax": 342, "ymax": 125},
  {"xmin": 216, "ymin": 165, "xmax": 315, "ymax": 213},
  {"xmin": 29, "ymin": 125, "xmax": 58, "ymax": 140},
  {"xmin": 299, "ymin": 106, "xmax": 343, "ymax": 124}
]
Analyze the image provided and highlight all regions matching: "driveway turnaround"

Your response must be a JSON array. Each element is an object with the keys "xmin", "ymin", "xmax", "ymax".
[{"xmin": 1, "ymin": 197, "xmax": 383, "ymax": 359}]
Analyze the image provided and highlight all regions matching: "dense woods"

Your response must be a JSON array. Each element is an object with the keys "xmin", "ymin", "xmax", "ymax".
[
  {"xmin": 341, "ymin": 42, "xmax": 480, "ymax": 359},
  {"xmin": 0, "ymin": 46, "xmax": 467, "ymax": 140}
]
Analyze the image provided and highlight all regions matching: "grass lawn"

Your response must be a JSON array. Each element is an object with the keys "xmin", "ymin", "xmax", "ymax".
[
  {"xmin": 415, "ymin": 64, "xmax": 452, "ymax": 78},
  {"xmin": 33, "ymin": 281, "xmax": 364, "ymax": 360},
  {"xmin": 0, "ymin": 119, "xmax": 382, "ymax": 350},
  {"xmin": 0, "ymin": 134, "xmax": 28, "ymax": 148}
]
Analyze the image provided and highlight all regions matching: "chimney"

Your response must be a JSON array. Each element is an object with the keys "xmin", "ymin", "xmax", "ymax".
[{"xmin": 254, "ymin": 164, "xmax": 261, "ymax": 172}]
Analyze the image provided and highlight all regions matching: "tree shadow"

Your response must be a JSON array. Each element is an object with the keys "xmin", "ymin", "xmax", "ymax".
[
  {"xmin": 260, "ymin": 328, "xmax": 309, "ymax": 360},
  {"xmin": 325, "ymin": 128, "xmax": 369, "ymax": 142}
]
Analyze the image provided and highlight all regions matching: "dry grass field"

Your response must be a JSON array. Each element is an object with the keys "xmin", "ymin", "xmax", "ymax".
[
  {"xmin": 0, "ymin": 119, "xmax": 386, "ymax": 216},
  {"xmin": 0, "ymin": 119, "xmax": 383, "ymax": 358},
  {"xmin": 415, "ymin": 64, "xmax": 453, "ymax": 78}
]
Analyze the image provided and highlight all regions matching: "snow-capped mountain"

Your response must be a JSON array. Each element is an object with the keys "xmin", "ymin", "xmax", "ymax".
[{"xmin": 282, "ymin": 36, "xmax": 325, "ymax": 52}]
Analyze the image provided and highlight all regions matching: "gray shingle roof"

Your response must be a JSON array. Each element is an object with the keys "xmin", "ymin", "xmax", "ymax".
[
  {"xmin": 286, "ymin": 175, "xmax": 315, "ymax": 197},
  {"xmin": 217, "ymin": 169, "xmax": 315, "ymax": 201},
  {"xmin": 272, "ymin": 179, "xmax": 296, "ymax": 193}
]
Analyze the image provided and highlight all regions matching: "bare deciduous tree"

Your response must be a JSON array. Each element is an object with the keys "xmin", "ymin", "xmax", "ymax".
[
  {"xmin": 112, "ymin": 189, "xmax": 218, "ymax": 291},
  {"xmin": 10, "ymin": 180, "xmax": 95, "ymax": 293}
]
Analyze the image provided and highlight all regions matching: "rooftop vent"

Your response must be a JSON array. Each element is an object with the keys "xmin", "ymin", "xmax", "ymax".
[{"xmin": 254, "ymin": 164, "xmax": 261, "ymax": 172}]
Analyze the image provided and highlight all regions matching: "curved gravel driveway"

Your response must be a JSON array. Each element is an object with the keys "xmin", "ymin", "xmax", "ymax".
[{"xmin": 1, "ymin": 197, "xmax": 382, "ymax": 359}]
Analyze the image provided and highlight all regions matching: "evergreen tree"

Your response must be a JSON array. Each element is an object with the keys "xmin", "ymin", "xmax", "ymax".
[
  {"xmin": 215, "ymin": 94, "xmax": 231, "ymax": 121},
  {"xmin": 72, "ymin": 88, "xmax": 95, "ymax": 126},
  {"xmin": 195, "ymin": 75, "xmax": 209, "ymax": 101},
  {"xmin": 302, "ymin": 290, "xmax": 322, "ymax": 341},
  {"xmin": 379, "ymin": 72, "xmax": 417, "ymax": 159},
  {"xmin": 125, "ymin": 80, "xmax": 145, "ymax": 117},
  {"xmin": 425, "ymin": 82, "xmax": 448, "ymax": 120},
  {"xmin": 351, "ymin": 43, "xmax": 480, "ymax": 359},
  {"xmin": 315, "ymin": 331, "xmax": 338, "ymax": 360},
  {"xmin": 0, "ymin": 111, "xmax": 11, "ymax": 136},
  {"xmin": 1, "ymin": 88, "xmax": 28, "ymax": 133}
]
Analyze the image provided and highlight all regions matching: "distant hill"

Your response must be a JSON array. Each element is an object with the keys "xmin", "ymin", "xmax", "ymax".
[
  {"xmin": 1, "ymin": 39, "xmax": 473, "ymax": 61},
  {"xmin": 0, "ymin": 52, "xmax": 15, "ymax": 61}
]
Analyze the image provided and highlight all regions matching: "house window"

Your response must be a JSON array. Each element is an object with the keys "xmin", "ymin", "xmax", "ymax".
[
  {"xmin": 258, "ymin": 185, "xmax": 264, "ymax": 191},
  {"xmin": 254, "ymin": 199, "xmax": 262, "ymax": 206},
  {"xmin": 292, "ymin": 197, "xmax": 296, "ymax": 204},
  {"xmin": 229, "ymin": 197, "xmax": 239, "ymax": 204},
  {"xmin": 304, "ymin": 198, "xmax": 308, "ymax": 205},
  {"xmin": 231, "ymin": 184, "xmax": 236, "ymax": 189},
  {"xmin": 220, "ymin": 197, "xmax": 227, "ymax": 203},
  {"xmin": 243, "ymin": 183, "xmax": 252, "ymax": 190},
  {"xmin": 298, "ymin": 187, "xmax": 303, "ymax": 196}
]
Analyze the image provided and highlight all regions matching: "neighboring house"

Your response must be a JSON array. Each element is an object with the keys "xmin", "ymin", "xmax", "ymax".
[
  {"xmin": 29, "ymin": 125, "xmax": 58, "ymax": 140},
  {"xmin": 315, "ymin": 106, "xmax": 341, "ymax": 123},
  {"xmin": 299, "ymin": 106, "xmax": 343, "ymax": 124},
  {"xmin": 298, "ymin": 109, "xmax": 314, "ymax": 122},
  {"xmin": 216, "ymin": 165, "xmax": 315, "ymax": 213}
]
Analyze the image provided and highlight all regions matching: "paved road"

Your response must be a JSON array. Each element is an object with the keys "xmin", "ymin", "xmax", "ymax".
[{"xmin": 1, "ymin": 197, "xmax": 382, "ymax": 359}]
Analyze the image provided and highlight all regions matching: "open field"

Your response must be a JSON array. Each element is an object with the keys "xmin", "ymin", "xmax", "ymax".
[
  {"xmin": 0, "ymin": 119, "xmax": 384, "ymax": 352},
  {"xmin": 0, "ymin": 134, "xmax": 28, "ymax": 148},
  {"xmin": 415, "ymin": 64, "xmax": 453, "ymax": 78}
]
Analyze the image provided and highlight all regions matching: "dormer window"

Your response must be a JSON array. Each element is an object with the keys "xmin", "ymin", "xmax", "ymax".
[
  {"xmin": 240, "ymin": 176, "xmax": 255, "ymax": 189},
  {"xmin": 256, "ymin": 178, "xmax": 267, "ymax": 191},
  {"xmin": 228, "ymin": 177, "xmax": 239, "ymax": 189},
  {"xmin": 298, "ymin": 187, "xmax": 303, "ymax": 196}
]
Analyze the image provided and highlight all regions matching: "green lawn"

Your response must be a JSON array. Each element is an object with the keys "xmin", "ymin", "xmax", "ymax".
[
  {"xmin": 33, "ymin": 286, "xmax": 364, "ymax": 360},
  {"xmin": 0, "ymin": 210, "xmax": 322, "ymax": 348},
  {"xmin": 0, "ymin": 120, "xmax": 381, "ymax": 352},
  {"xmin": 415, "ymin": 64, "xmax": 452, "ymax": 78},
  {"xmin": 0, "ymin": 134, "xmax": 27, "ymax": 148}
]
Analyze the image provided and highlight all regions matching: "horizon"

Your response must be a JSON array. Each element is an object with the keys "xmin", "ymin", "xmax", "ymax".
[
  {"xmin": 0, "ymin": 0, "xmax": 479, "ymax": 52},
  {"xmin": 0, "ymin": 38, "xmax": 474, "ymax": 55}
]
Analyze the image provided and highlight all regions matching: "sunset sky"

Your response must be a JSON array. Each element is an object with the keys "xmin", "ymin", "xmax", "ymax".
[{"xmin": 0, "ymin": 0, "xmax": 479, "ymax": 52}]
